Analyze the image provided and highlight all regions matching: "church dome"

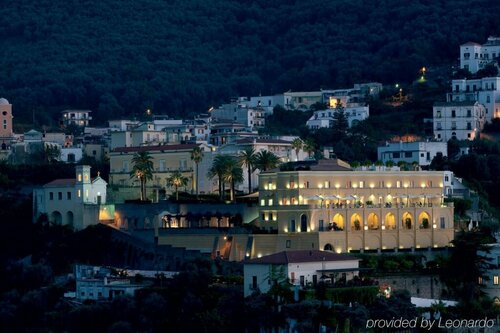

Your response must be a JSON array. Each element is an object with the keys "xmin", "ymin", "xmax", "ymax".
[{"xmin": 0, "ymin": 98, "xmax": 10, "ymax": 105}]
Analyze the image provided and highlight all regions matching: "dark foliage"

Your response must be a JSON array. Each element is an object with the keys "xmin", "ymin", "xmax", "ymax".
[{"xmin": 0, "ymin": 0, "xmax": 499, "ymax": 125}]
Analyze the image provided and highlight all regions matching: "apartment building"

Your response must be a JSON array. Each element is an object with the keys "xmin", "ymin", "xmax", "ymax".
[{"xmin": 433, "ymin": 101, "xmax": 485, "ymax": 141}]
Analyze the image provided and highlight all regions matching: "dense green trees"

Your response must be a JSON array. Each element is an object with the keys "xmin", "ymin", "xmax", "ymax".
[{"xmin": 1, "ymin": 0, "xmax": 499, "ymax": 125}]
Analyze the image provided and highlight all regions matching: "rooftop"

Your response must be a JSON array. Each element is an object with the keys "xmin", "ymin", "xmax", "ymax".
[
  {"xmin": 434, "ymin": 101, "xmax": 479, "ymax": 107},
  {"xmin": 278, "ymin": 159, "xmax": 352, "ymax": 172},
  {"xmin": 460, "ymin": 41, "xmax": 481, "ymax": 47},
  {"xmin": 113, "ymin": 144, "xmax": 199, "ymax": 153},
  {"xmin": 245, "ymin": 250, "xmax": 359, "ymax": 265},
  {"xmin": 236, "ymin": 138, "xmax": 292, "ymax": 145},
  {"xmin": 44, "ymin": 179, "xmax": 76, "ymax": 187}
]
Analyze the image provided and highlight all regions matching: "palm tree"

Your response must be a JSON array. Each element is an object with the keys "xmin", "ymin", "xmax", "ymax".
[
  {"xmin": 254, "ymin": 150, "xmax": 281, "ymax": 172},
  {"xmin": 129, "ymin": 151, "xmax": 154, "ymax": 201},
  {"xmin": 303, "ymin": 138, "xmax": 316, "ymax": 159},
  {"xmin": 224, "ymin": 157, "xmax": 244, "ymax": 202},
  {"xmin": 190, "ymin": 146, "xmax": 204, "ymax": 199},
  {"xmin": 208, "ymin": 155, "xmax": 231, "ymax": 201},
  {"xmin": 167, "ymin": 170, "xmax": 189, "ymax": 201},
  {"xmin": 239, "ymin": 146, "xmax": 256, "ymax": 194},
  {"xmin": 291, "ymin": 138, "xmax": 303, "ymax": 161}
]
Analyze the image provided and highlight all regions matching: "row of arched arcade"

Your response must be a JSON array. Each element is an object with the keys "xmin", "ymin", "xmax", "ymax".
[{"xmin": 287, "ymin": 211, "xmax": 440, "ymax": 233}]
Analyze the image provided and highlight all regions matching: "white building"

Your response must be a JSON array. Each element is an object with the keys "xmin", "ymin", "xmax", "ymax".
[
  {"xmin": 244, "ymin": 250, "xmax": 360, "ymax": 297},
  {"xmin": 447, "ymin": 77, "xmax": 500, "ymax": 122},
  {"xmin": 306, "ymin": 104, "xmax": 369, "ymax": 129},
  {"xmin": 433, "ymin": 101, "xmax": 485, "ymax": 141},
  {"xmin": 248, "ymin": 94, "xmax": 285, "ymax": 112},
  {"xmin": 33, "ymin": 165, "xmax": 107, "ymax": 230},
  {"xmin": 110, "ymin": 123, "xmax": 167, "ymax": 150},
  {"xmin": 108, "ymin": 119, "xmax": 140, "ymax": 131},
  {"xmin": 211, "ymin": 99, "xmax": 267, "ymax": 130},
  {"xmin": 60, "ymin": 147, "xmax": 84, "ymax": 163},
  {"xmin": 377, "ymin": 141, "xmax": 447, "ymax": 166},
  {"xmin": 283, "ymin": 91, "xmax": 323, "ymax": 111},
  {"xmin": 460, "ymin": 37, "xmax": 500, "ymax": 74},
  {"xmin": 61, "ymin": 110, "xmax": 92, "ymax": 127}
]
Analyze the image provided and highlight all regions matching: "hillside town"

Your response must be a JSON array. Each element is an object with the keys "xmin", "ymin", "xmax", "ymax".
[{"xmin": 2, "ymin": 36, "xmax": 500, "ymax": 332}]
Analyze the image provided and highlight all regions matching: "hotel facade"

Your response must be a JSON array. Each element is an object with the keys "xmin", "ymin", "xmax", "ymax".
[{"xmin": 257, "ymin": 160, "xmax": 454, "ymax": 254}]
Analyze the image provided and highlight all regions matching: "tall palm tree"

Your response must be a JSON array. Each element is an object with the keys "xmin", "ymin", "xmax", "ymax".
[
  {"xmin": 291, "ymin": 138, "xmax": 303, "ymax": 161},
  {"xmin": 208, "ymin": 154, "xmax": 231, "ymax": 201},
  {"xmin": 223, "ymin": 156, "xmax": 244, "ymax": 202},
  {"xmin": 166, "ymin": 170, "xmax": 189, "ymax": 201},
  {"xmin": 129, "ymin": 151, "xmax": 154, "ymax": 201},
  {"xmin": 254, "ymin": 150, "xmax": 281, "ymax": 172},
  {"xmin": 190, "ymin": 146, "xmax": 204, "ymax": 199},
  {"xmin": 303, "ymin": 138, "xmax": 316, "ymax": 159},
  {"xmin": 239, "ymin": 146, "xmax": 256, "ymax": 194}
]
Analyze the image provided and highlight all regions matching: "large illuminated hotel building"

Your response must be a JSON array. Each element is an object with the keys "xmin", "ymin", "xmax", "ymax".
[{"xmin": 255, "ymin": 160, "xmax": 454, "ymax": 255}]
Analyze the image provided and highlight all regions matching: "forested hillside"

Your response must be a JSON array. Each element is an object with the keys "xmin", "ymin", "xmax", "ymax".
[{"xmin": 1, "ymin": 0, "xmax": 499, "ymax": 124}]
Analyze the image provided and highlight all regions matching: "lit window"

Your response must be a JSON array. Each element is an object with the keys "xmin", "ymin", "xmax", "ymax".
[
  {"xmin": 78, "ymin": 174, "xmax": 82, "ymax": 182},
  {"xmin": 260, "ymin": 199, "xmax": 265, "ymax": 206},
  {"xmin": 85, "ymin": 189, "xmax": 89, "ymax": 198},
  {"xmin": 494, "ymin": 276, "xmax": 499, "ymax": 285},
  {"xmin": 77, "ymin": 190, "xmax": 81, "ymax": 198},
  {"xmin": 268, "ymin": 199, "xmax": 273, "ymax": 206}
]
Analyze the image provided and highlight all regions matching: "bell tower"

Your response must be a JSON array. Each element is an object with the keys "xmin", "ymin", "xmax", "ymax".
[{"xmin": 0, "ymin": 98, "xmax": 13, "ymax": 150}]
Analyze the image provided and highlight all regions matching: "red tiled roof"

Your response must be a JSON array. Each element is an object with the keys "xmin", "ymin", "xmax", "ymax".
[
  {"xmin": 44, "ymin": 179, "xmax": 76, "ymax": 187},
  {"xmin": 245, "ymin": 250, "xmax": 359, "ymax": 265},
  {"xmin": 113, "ymin": 144, "xmax": 199, "ymax": 153}
]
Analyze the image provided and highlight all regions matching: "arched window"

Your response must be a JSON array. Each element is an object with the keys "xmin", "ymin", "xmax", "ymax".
[
  {"xmin": 350, "ymin": 213, "xmax": 362, "ymax": 231},
  {"xmin": 66, "ymin": 211, "xmax": 74, "ymax": 227},
  {"xmin": 331, "ymin": 214, "xmax": 344, "ymax": 231},
  {"xmin": 385, "ymin": 213, "xmax": 396, "ymax": 230},
  {"xmin": 368, "ymin": 213, "xmax": 379, "ymax": 230},
  {"xmin": 402, "ymin": 212, "xmax": 413, "ymax": 229},
  {"xmin": 51, "ymin": 211, "xmax": 62, "ymax": 225},
  {"xmin": 324, "ymin": 243, "xmax": 333, "ymax": 251},
  {"xmin": 418, "ymin": 212, "xmax": 431, "ymax": 229}
]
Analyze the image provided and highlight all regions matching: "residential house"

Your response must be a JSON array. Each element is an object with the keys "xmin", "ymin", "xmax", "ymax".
[
  {"xmin": 433, "ymin": 101, "xmax": 485, "ymax": 141},
  {"xmin": 61, "ymin": 110, "xmax": 92, "ymax": 127},
  {"xmin": 447, "ymin": 77, "xmax": 500, "ymax": 122},
  {"xmin": 306, "ymin": 103, "xmax": 369, "ymax": 129},
  {"xmin": 283, "ymin": 91, "xmax": 323, "ymax": 110},
  {"xmin": 377, "ymin": 141, "xmax": 447, "ymax": 167},
  {"xmin": 211, "ymin": 98, "xmax": 267, "ymax": 130},
  {"xmin": 244, "ymin": 250, "xmax": 360, "ymax": 297},
  {"xmin": 460, "ymin": 37, "xmax": 500, "ymax": 74}
]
